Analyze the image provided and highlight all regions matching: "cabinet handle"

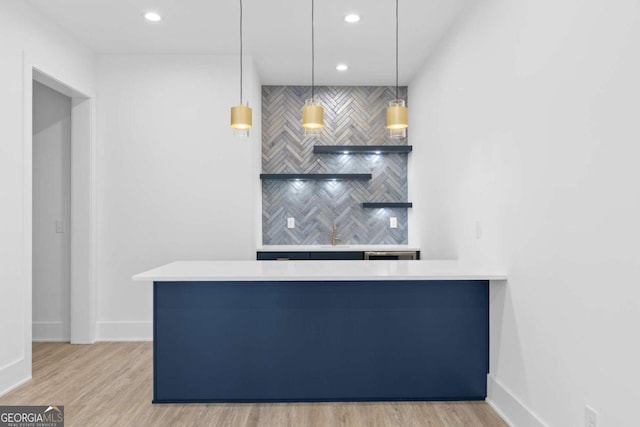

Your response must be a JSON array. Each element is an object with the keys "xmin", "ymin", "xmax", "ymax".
[{"xmin": 276, "ymin": 258, "xmax": 290, "ymax": 261}]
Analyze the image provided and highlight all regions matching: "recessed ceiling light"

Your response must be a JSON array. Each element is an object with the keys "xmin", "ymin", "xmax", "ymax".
[
  {"xmin": 144, "ymin": 12, "xmax": 162, "ymax": 22},
  {"xmin": 344, "ymin": 14, "xmax": 360, "ymax": 23},
  {"xmin": 336, "ymin": 64, "xmax": 349, "ymax": 71}
]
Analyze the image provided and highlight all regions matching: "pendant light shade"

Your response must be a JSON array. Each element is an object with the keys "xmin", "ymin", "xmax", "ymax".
[
  {"xmin": 386, "ymin": 0, "xmax": 407, "ymax": 138},
  {"xmin": 231, "ymin": 105, "xmax": 252, "ymax": 130},
  {"xmin": 386, "ymin": 99, "xmax": 408, "ymax": 130},
  {"xmin": 302, "ymin": 98, "xmax": 324, "ymax": 130},
  {"xmin": 302, "ymin": 0, "xmax": 323, "ymax": 135},
  {"xmin": 230, "ymin": 0, "xmax": 252, "ymax": 136}
]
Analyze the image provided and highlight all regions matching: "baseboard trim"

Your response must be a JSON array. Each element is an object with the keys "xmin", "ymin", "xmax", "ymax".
[
  {"xmin": 486, "ymin": 397, "xmax": 515, "ymax": 426},
  {"xmin": 0, "ymin": 358, "xmax": 30, "ymax": 398},
  {"xmin": 33, "ymin": 321, "xmax": 69, "ymax": 342},
  {"xmin": 96, "ymin": 321, "xmax": 152, "ymax": 342},
  {"xmin": 486, "ymin": 375, "xmax": 549, "ymax": 427}
]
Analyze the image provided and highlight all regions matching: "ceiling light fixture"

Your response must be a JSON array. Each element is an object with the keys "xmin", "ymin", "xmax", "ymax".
[
  {"xmin": 144, "ymin": 12, "xmax": 162, "ymax": 22},
  {"xmin": 230, "ymin": 0, "xmax": 252, "ymax": 136},
  {"xmin": 336, "ymin": 64, "xmax": 348, "ymax": 71},
  {"xmin": 344, "ymin": 14, "xmax": 360, "ymax": 23},
  {"xmin": 386, "ymin": 0, "xmax": 408, "ymax": 139},
  {"xmin": 301, "ymin": 0, "xmax": 323, "ymax": 136}
]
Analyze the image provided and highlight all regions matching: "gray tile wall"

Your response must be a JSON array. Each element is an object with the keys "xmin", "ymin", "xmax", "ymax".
[{"xmin": 262, "ymin": 86, "xmax": 409, "ymax": 245}]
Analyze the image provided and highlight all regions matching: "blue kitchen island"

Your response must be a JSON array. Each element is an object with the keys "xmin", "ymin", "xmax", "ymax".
[{"xmin": 133, "ymin": 260, "xmax": 506, "ymax": 403}]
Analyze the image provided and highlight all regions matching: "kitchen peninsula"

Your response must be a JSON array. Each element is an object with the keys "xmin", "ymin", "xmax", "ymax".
[{"xmin": 133, "ymin": 260, "xmax": 506, "ymax": 403}]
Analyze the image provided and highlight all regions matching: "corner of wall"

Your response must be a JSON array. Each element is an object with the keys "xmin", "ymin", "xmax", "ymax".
[
  {"xmin": 487, "ymin": 375, "xmax": 549, "ymax": 427},
  {"xmin": 247, "ymin": 55, "xmax": 263, "ymax": 249},
  {"xmin": 0, "ymin": 362, "xmax": 31, "ymax": 398}
]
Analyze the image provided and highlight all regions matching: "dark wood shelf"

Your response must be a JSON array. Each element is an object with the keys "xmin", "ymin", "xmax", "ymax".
[
  {"xmin": 313, "ymin": 145, "xmax": 412, "ymax": 154},
  {"xmin": 362, "ymin": 202, "xmax": 413, "ymax": 208},
  {"xmin": 260, "ymin": 173, "xmax": 372, "ymax": 181}
]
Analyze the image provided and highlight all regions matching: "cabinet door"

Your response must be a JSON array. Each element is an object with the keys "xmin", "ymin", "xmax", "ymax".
[
  {"xmin": 257, "ymin": 252, "xmax": 310, "ymax": 261},
  {"xmin": 309, "ymin": 252, "xmax": 364, "ymax": 260}
]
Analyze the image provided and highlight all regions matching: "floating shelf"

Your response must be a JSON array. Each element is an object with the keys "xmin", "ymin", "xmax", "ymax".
[
  {"xmin": 313, "ymin": 145, "xmax": 412, "ymax": 154},
  {"xmin": 260, "ymin": 173, "xmax": 372, "ymax": 181},
  {"xmin": 362, "ymin": 202, "xmax": 413, "ymax": 208}
]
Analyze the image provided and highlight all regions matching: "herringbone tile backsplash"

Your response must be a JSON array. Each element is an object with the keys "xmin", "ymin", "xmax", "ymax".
[{"xmin": 262, "ymin": 86, "xmax": 409, "ymax": 245}]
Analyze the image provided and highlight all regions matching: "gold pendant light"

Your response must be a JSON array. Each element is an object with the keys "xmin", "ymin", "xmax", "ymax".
[
  {"xmin": 231, "ymin": 104, "xmax": 252, "ymax": 131},
  {"xmin": 386, "ymin": 0, "xmax": 408, "ymax": 138},
  {"xmin": 302, "ymin": 0, "xmax": 323, "ymax": 135},
  {"xmin": 230, "ymin": 0, "xmax": 252, "ymax": 136}
]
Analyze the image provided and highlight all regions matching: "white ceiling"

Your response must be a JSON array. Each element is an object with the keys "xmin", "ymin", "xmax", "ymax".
[{"xmin": 27, "ymin": 0, "xmax": 467, "ymax": 85}]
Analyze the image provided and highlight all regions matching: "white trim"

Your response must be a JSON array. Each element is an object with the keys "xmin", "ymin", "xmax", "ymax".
[
  {"xmin": 0, "ymin": 358, "xmax": 30, "ymax": 398},
  {"xmin": 32, "ymin": 322, "xmax": 69, "ymax": 342},
  {"xmin": 96, "ymin": 322, "xmax": 153, "ymax": 342},
  {"xmin": 486, "ymin": 398, "xmax": 515, "ymax": 427},
  {"xmin": 0, "ymin": 376, "xmax": 31, "ymax": 398},
  {"xmin": 69, "ymin": 96, "xmax": 96, "ymax": 344},
  {"xmin": 487, "ymin": 375, "xmax": 549, "ymax": 427},
  {"xmin": 33, "ymin": 68, "xmax": 89, "ymax": 99},
  {"xmin": 22, "ymin": 50, "xmax": 34, "ymax": 385}
]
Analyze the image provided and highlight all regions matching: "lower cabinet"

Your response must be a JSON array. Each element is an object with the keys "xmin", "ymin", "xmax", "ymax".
[
  {"xmin": 257, "ymin": 251, "xmax": 364, "ymax": 261},
  {"xmin": 309, "ymin": 251, "xmax": 364, "ymax": 260},
  {"xmin": 256, "ymin": 252, "xmax": 309, "ymax": 261}
]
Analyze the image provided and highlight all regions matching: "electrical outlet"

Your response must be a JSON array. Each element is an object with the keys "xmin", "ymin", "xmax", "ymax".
[
  {"xmin": 287, "ymin": 217, "xmax": 295, "ymax": 229},
  {"xmin": 475, "ymin": 221, "xmax": 482, "ymax": 239},
  {"xmin": 585, "ymin": 405, "xmax": 598, "ymax": 427},
  {"xmin": 56, "ymin": 220, "xmax": 64, "ymax": 234},
  {"xmin": 390, "ymin": 217, "xmax": 398, "ymax": 228}
]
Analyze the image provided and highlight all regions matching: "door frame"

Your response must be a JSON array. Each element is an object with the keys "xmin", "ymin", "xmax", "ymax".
[{"xmin": 28, "ymin": 66, "xmax": 96, "ymax": 344}]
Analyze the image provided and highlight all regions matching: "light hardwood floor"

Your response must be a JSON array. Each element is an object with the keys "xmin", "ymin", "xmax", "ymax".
[{"xmin": 0, "ymin": 343, "xmax": 506, "ymax": 427}]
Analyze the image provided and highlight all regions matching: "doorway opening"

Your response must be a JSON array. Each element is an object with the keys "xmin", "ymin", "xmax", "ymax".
[
  {"xmin": 32, "ymin": 81, "xmax": 72, "ymax": 341},
  {"xmin": 31, "ymin": 69, "xmax": 95, "ymax": 344}
]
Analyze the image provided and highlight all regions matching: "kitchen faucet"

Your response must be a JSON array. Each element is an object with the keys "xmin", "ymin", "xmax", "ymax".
[{"xmin": 331, "ymin": 223, "xmax": 341, "ymax": 246}]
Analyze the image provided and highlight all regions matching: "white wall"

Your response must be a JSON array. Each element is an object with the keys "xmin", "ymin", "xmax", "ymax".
[
  {"xmin": 0, "ymin": 0, "xmax": 95, "ymax": 395},
  {"xmin": 32, "ymin": 81, "xmax": 72, "ymax": 342},
  {"xmin": 409, "ymin": 0, "xmax": 640, "ymax": 425},
  {"xmin": 96, "ymin": 54, "xmax": 262, "ymax": 340}
]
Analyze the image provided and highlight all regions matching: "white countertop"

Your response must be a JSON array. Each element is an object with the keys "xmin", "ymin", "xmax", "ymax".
[
  {"xmin": 257, "ymin": 245, "xmax": 420, "ymax": 252},
  {"xmin": 133, "ymin": 260, "xmax": 507, "ymax": 282}
]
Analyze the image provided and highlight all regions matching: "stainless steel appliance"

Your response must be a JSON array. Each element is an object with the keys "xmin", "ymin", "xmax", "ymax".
[{"xmin": 364, "ymin": 251, "xmax": 418, "ymax": 260}]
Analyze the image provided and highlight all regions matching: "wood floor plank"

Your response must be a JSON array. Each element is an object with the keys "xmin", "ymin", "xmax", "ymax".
[{"xmin": 0, "ymin": 343, "xmax": 507, "ymax": 426}]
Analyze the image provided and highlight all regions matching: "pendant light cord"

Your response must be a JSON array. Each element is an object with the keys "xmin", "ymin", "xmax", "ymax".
[
  {"xmin": 239, "ymin": 0, "xmax": 244, "ymax": 105},
  {"xmin": 395, "ymin": 0, "xmax": 399, "ymax": 100},
  {"xmin": 311, "ymin": 0, "xmax": 315, "ymax": 100}
]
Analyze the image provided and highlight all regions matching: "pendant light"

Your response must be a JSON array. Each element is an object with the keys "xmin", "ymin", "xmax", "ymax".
[
  {"xmin": 386, "ymin": 0, "xmax": 408, "ymax": 139},
  {"xmin": 230, "ymin": 0, "xmax": 252, "ymax": 136},
  {"xmin": 301, "ymin": 0, "xmax": 323, "ymax": 135}
]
